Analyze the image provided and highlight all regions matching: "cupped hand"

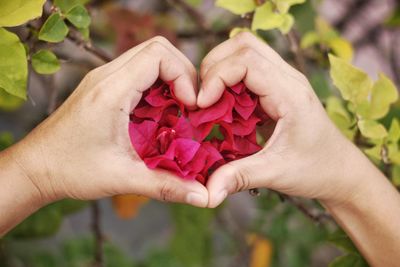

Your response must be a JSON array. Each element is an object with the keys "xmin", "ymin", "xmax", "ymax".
[
  {"xmin": 11, "ymin": 37, "xmax": 209, "ymax": 207},
  {"xmin": 199, "ymin": 32, "xmax": 369, "ymax": 208}
]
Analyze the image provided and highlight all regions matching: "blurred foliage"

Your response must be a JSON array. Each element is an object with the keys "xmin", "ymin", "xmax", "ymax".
[{"xmin": 0, "ymin": 0, "xmax": 399, "ymax": 267}]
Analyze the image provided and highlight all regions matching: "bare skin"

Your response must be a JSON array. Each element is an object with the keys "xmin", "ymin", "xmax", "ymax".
[
  {"xmin": 201, "ymin": 32, "xmax": 400, "ymax": 267},
  {"xmin": 1, "ymin": 34, "xmax": 399, "ymax": 266}
]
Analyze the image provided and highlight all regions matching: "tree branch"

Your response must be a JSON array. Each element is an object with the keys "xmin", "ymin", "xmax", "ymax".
[{"xmin": 91, "ymin": 200, "xmax": 104, "ymax": 267}]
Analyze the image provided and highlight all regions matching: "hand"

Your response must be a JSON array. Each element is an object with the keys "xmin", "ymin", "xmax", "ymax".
[
  {"xmin": 10, "ymin": 37, "xmax": 209, "ymax": 208},
  {"xmin": 199, "ymin": 32, "xmax": 373, "ymax": 208}
]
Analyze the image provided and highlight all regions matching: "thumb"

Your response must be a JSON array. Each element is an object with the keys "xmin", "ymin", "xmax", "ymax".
[{"xmin": 206, "ymin": 153, "xmax": 275, "ymax": 208}]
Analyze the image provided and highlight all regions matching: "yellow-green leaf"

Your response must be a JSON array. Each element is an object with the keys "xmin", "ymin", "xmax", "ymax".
[
  {"xmin": 0, "ymin": 28, "xmax": 27, "ymax": 100},
  {"xmin": 65, "ymin": 5, "xmax": 91, "ymax": 28},
  {"xmin": 358, "ymin": 120, "xmax": 388, "ymax": 140},
  {"xmin": 31, "ymin": 50, "xmax": 60, "ymax": 75},
  {"xmin": 0, "ymin": 88, "xmax": 24, "ymax": 111},
  {"xmin": 300, "ymin": 31, "xmax": 320, "ymax": 49},
  {"xmin": 388, "ymin": 118, "xmax": 400, "ymax": 143},
  {"xmin": 272, "ymin": 0, "xmax": 305, "ymax": 13},
  {"xmin": 364, "ymin": 145, "xmax": 382, "ymax": 161},
  {"xmin": 38, "ymin": 13, "xmax": 69, "ymax": 43},
  {"xmin": 388, "ymin": 142, "xmax": 400, "ymax": 164},
  {"xmin": 328, "ymin": 37, "xmax": 353, "ymax": 62},
  {"xmin": 216, "ymin": 0, "xmax": 256, "ymax": 15},
  {"xmin": 367, "ymin": 73, "xmax": 399, "ymax": 120},
  {"xmin": 252, "ymin": 2, "xmax": 285, "ymax": 32},
  {"xmin": 278, "ymin": 13, "xmax": 294, "ymax": 34},
  {"xmin": 0, "ymin": 0, "xmax": 46, "ymax": 27},
  {"xmin": 329, "ymin": 54, "xmax": 372, "ymax": 105},
  {"xmin": 326, "ymin": 97, "xmax": 355, "ymax": 140},
  {"xmin": 392, "ymin": 165, "xmax": 400, "ymax": 187},
  {"xmin": 229, "ymin": 27, "xmax": 251, "ymax": 38}
]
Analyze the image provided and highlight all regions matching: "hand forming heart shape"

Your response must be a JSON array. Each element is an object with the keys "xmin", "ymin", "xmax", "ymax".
[{"xmin": 129, "ymin": 80, "xmax": 270, "ymax": 185}]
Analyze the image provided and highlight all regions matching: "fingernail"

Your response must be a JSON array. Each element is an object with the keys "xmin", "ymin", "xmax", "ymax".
[
  {"xmin": 214, "ymin": 190, "xmax": 228, "ymax": 206},
  {"xmin": 186, "ymin": 192, "xmax": 208, "ymax": 207}
]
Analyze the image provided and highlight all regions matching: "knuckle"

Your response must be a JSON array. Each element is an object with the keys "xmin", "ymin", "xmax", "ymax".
[
  {"xmin": 159, "ymin": 181, "xmax": 175, "ymax": 202},
  {"xmin": 145, "ymin": 41, "xmax": 166, "ymax": 54},
  {"xmin": 151, "ymin": 35, "xmax": 170, "ymax": 45},
  {"xmin": 228, "ymin": 163, "xmax": 251, "ymax": 192},
  {"xmin": 236, "ymin": 47, "xmax": 257, "ymax": 60},
  {"xmin": 234, "ymin": 31, "xmax": 256, "ymax": 45}
]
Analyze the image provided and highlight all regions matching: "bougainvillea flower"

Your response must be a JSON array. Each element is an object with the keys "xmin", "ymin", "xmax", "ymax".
[{"xmin": 129, "ymin": 80, "xmax": 269, "ymax": 184}]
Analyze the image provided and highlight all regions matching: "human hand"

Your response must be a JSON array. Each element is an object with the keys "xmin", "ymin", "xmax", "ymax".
[
  {"xmin": 199, "ymin": 32, "xmax": 374, "ymax": 208},
  {"xmin": 10, "ymin": 37, "xmax": 209, "ymax": 208}
]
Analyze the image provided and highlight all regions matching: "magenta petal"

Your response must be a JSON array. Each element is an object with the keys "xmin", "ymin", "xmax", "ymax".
[
  {"xmin": 231, "ymin": 115, "xmax": 260, "ymax": 136},
  {"xmin": 230, "ymin": 82, "xmax": 246, "ymax": 94},
  {"xmin": 129, "ymin": 121, "xmax": 158, "ymax": 157},
  {"xmin": 188, "ymin": 91, "xmax": 235, "ymax": 127},
  {"xmin": 166, "ymin": 138, "xmax": 201, "ymax": 165}
]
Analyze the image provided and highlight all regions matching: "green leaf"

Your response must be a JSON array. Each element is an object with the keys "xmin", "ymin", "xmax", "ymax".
[
  {"xmin": 252, "ymin": 2, "xmax": 286, "ymax": 32},
  {"xmin": 329, "ymin": 54, "xmax": 372, "ymax": 105},
  {"xmin": 388, "ymin": 118, "xmax": 400, "ymax": 143},
  {"xmin": 0, "ymin": 0, "xmax": 46, "ymax": 27},
  {"xmin": 310, "ymin": 70, "xmax": 331, "ymax": 100},
  {"xmin": 0, "ymin": 132, "xmax": 14, "ymax": 150},
  {"xmin": 367, "ymin": 73, "xmax": 398, "ymax": 120},
  {"xmin": 328, "ymin": 37, "xmax": 353, "ymax": 62},
  {"xmin": 66, "ymin": 5, "xmax": 91, "ymax": 28},
  {"xmin": 329, "ymin": 254, "xmax": 368, "ymax": 267},
  {"xmin": 388, "ymin": 143, "xmax": 400, "ymax": 165},
  {"xmin": 215, "ymin": 0, "xmax": 256, "ymax": 15},
  {"xmin": 279, "ymin": 13, "xmax": 294, "ymax": 34},
  {"xmin": 38, "ymin": 13, "xmax": 69, "ymax": 43},
  {"xmin": 392, "ymin": 165, "xmax": 400, "ymax": 187},
  {"xmin": 78, "ymin": 26, "xmax": 90, "ymax": 40},
  {"xmin": 0, "ymin": 88, "xmax": 24, "ymax": 111},
  {"xmin": 272, "ymin": 0, "xmax": 305, "ymax": 13},
  {"xmin": 54, "ymin": 0, "xmax": 91, "ymax": 13},
  {"xmin": 358, "ymin": 120, "xmax": 388, "ymax": 140},
  {"xmin": 10, "ymin": 203, "xmax": 63, "ymax": 238},
  {"xmin": 328, "ymin": 230, "xmax": 358, "ymax": 254},
  {"xmin": 31, "ymin": 50, "xmax": 60, "ymax": 74},
  {"xmin": 385, "ymin": 7, "xmax": 400, "ymax": 27},
  {"xmin": 0, "ymin": 28, "xmax": 27, "ymax": 99}
]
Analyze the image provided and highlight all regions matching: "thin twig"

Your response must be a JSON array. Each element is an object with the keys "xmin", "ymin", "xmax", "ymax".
[
  {"xmin": 91, "ymin": 201, "xmax": 104, "ymax": 267},
  {"xmin": 287, "ymin": 30, "xmax": 307, "ymax": 75},
  {"xmin": 67, "ymin": 29, "xmax": 112, "ymax": 63},
  {"xmin": 279, "ymin": 194, "xmax": 333, "ymax": 224}
]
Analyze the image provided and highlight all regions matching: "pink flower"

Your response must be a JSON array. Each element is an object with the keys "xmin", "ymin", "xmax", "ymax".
[{"xmin": 129, "ymin": 80, "xmax": 269, "ymax": 185}]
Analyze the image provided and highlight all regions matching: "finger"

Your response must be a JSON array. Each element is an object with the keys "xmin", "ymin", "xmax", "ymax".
[
  {"xmin": 199, "ymin": 47, "xmax": 307, "ymax": 120},
  {"xmin": 90, "ymin": 36, "xmax": 197, "ymax": 92},
  {"xmin": 200, "ymin": 32, "xmax": 289, "ymax": 79},
  {"xmin": 125, "ymin": 164, "xmax": 209, "ymax": 207},
  {"xmin": 98, "ymin": 41, "xmax": 197, "ymax": 109}
]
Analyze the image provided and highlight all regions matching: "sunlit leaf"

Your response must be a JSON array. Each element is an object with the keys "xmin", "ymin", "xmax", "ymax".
[
  {"xmin": 0, "ymin": 88, "xmax": 24, "ymax": 111},
  {"xmin": 358, "ymin": 120, "xmax": 388, "ymax": 140},
  {"xmin": 252, "ymin": 2, "xmax": 286, "ymax": 32},
  {"xmin": 31, "ymin": 50, "xmax": 60, "ymax": 74},
  {"xmin": 38, "ymin": 13, "xmax": 69, "ymax": 43},
  {"xmin": 364, "ymin": 145, "xmax": 382, "ymax": 161},
  {"xmin": 272, "ymin": 0, "xmax": 305, "ymax": 14},
  {"xmin": 392, "ymin": 165, "xmax": 400, "ymax": 186},
  {"xmin": 300, "ymin": 31, "xmax": 319, "ymax": 48},
  {"xmin": 0, "ymin": 0, "xmax": 46, "ymax": 27},
  {"xmin": 367, "ymin": 73, "xmax": 398, "ymax": 120},
  {"xmin": 66, "ymin": 5, "xmax": 91, "ymax": 28},
  {"xmin": 388, "ymin": 143, "xmax": 400, "ymax": 165},
  {"xmin": 388, "ymin": 118, "xmax": 400, "ymax": 143},
  {"xmin": 0, "ymin": 28, "xmax": 27, "ymax": 99},
  {"xmin": 216, "ymin": 0, "xmax": 256, "ymax": 15},
  {"xmin": 229, "ymin": 27, "xmax": 252, "ymax": 38},
  {"xmin": 329, "ymin": 54, "xmax": 372, "ymax": 105},
  {"xmin": 326, "ymin": 97, "xmax": 355, "ymax": 140},
  {"xmin": 328, "ymin": 37, "xmax": 353, "ymax": 61}
]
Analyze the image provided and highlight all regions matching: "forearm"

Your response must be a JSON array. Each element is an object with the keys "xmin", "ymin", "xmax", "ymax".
[
  {"xmin": 0, "ymin": 145, "xmax": 45, "ymax": 236},
  {"xmin": 322, "ymin": 145, "xmax": 400, "ymax": 267}
]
